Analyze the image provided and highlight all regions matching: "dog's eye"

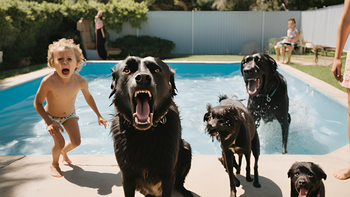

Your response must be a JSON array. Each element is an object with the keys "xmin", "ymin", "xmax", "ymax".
[
  {"xmin": 295, "ymin": 172, "xmax": 299, "ymax": 177},
  {"xmin": 123, "ymin": 67, "xmax": 130, "ymax": 74},
  {"xmin": 308, "ymin": 173, "xmax": 313, "ymax": 178},
  {"xmin": 155, "ymin": 69, "xmax": 160, "ymax": 73}
]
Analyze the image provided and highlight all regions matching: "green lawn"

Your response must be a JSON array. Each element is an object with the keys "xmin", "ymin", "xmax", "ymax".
[{"xmin": 1, "ymin": 54, "xmax": 346, "ymax": 93}]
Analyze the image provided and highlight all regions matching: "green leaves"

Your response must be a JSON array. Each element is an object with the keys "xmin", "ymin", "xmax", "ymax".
[{"xmin": 0, "ymin": 0, "xmax": 148, "ymax": 69}]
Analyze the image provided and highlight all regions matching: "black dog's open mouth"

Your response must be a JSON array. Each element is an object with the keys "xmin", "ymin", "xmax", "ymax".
[
  {"xmin": 207, "ymin": 128, "xmax": 219, "ymax": 137},
  {"xmin": 246, "ymin": 78, "xmax": 261, "ymax": 95},
  {"xmin": 133, "ymin": 90, "xmax": 154, "ymax": 127},
  {"xmin": 297, "ymin": 187, "xmax": 309, "ymax": 197}
]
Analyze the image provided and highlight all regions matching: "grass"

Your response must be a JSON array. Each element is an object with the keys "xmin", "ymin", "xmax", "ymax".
[
  {"xmin": 0, "ymin": 63, "xmax": 47, "ymax": 81},
  {"xmin": 1, "ymin": 54, "xmax": 346, "ymax": 93},
  {"xmin": 268, "ymin": 54, "xmax": 347, "ymax": 93}
]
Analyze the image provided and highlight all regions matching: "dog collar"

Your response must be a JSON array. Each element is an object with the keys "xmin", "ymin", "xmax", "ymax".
[
  {"xmin": 255, "ymin": 75, "xmax": 280, "ymax": 102},
  {"xmin": 119, "ymin": 111, "xmax": 168, "ymax": 128},
  {"xmin": 152, "ymin": 111, "xmax": 168, "ymax": 127}
]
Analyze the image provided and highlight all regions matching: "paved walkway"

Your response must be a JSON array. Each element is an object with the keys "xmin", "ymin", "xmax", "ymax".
[{"xmin": 1, "ymin": 62, "xmax": 350, "ymax": 197}]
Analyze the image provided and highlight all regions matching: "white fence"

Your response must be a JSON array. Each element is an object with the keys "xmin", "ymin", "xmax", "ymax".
[{"xmin": 108, "ymin": 4, "xmax": 345, "ymax": 55}]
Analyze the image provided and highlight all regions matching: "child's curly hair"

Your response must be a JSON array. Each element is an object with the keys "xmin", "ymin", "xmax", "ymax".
[{"xmin": 47, "ymin": 38, "xmax": 86, "ymax": 71}]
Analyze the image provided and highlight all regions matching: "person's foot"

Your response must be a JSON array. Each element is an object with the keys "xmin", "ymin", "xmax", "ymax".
[
  {"xmin": 50, "ymin": 164, "xmax": 63, "ymax": 178},
  {"xmin": 61, "ymin": 152, "xmax": 72, "ymax": 165},
  {"xmin": 333, "ymin": 165, "xmax": 350, "ymax": 180},
  {"xmin": 282, "ymin": 58, "xmax": 286, "ymax": 64}
]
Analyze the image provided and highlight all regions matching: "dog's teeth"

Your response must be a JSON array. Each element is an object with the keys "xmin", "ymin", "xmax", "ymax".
[{"xmin": 134, "ymin": 90, "xmax": 152, "ymax": 98}]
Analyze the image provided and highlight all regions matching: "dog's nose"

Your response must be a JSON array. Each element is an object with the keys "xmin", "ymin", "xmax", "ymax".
[
  {"xmin": 135, "ymin": 74, "xmax": 151, "ymax": 85},
  {"xmin": 298, "ymin": 179, "xmax": 306, "ymax": 186},
  {"xmin": 243, "ymin": 68, "xmax": 255, "ymax": 74}
]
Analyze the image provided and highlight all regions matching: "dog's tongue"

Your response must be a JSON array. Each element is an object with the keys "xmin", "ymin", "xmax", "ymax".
[
  {"xmin": 135, "ymin": 97, "xmax": 150, "ymax": 122},
  {"xmin": 248, "ymin": 79, "xmax": 259, "ymax": 95},
  {"xmin": 299, "ymin": 188, "xmax": 308, "ymax": 197}
]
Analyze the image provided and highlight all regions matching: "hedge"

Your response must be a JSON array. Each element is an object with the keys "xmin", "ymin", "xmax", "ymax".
[{"xmin": 0, "ymin": 0, "xmax": 148, "ymax": 70}]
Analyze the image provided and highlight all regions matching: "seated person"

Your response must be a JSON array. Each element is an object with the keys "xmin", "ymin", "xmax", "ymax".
[{"xmin": 274, "ymin": 17, "xmax": 299, "ymax": 64}]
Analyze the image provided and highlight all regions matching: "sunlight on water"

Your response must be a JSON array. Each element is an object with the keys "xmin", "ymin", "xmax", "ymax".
[{"xmin": 0, "ymin": 69, "xmax": 347, "ymax": 155}]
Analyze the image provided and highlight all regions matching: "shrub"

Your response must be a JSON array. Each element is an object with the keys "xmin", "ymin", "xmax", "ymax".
[
  {"xmin": 0, "ymin": 0, "xmax": 148, "ymax": 70},
  {"xmin": 111, "ymin": 35, "xmax": 175, "ymax": 58}
]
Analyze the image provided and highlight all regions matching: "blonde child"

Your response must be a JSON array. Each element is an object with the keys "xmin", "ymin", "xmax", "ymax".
[
  {"xmin": 275, "ymin": 17, "xmax": 299, "ymax": 64},
  {"xmin": 33, "ymin": 38, "xmax": 108, "ymax": 178}
]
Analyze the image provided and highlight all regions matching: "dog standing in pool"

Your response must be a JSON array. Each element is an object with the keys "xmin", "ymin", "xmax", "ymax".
[
  {"xmin": 241, "ymin": 53, "xmax": 291, "ymax": 154},
  {"xmin": 34, "ymin": 38, "xmax": 108, "ymax": 178}
]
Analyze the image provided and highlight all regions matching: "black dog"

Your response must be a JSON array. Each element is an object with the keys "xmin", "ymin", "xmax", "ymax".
[
  {"xmin": 204, "ymin": 96, "xmax": 261, "ymax": 197},
  {"xmin": 241, "ymin": 53, "xmax": 291, "ymax": 154},
  {"xmin": 109, "ymin": 56, "xmax": 193, "ymax": 197},
  {"xmin": 288, "ymin": 162, "xmax": 327, "ymax": 197}
]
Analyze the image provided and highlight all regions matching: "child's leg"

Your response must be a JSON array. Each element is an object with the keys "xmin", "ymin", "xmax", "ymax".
[
  {"xmin": 61, "ymin": 118, "xmax": 81, "ymax": 165},
  {"xmin": 286, "ymin": 45, "xmax": 293, "ymax": 63},
  {"xmin": 51, "ymin": 132, "xmax": 65, "ymax": 177},
  {"xmin": 275, "ymin": 46, "xmax": 280, "ymax": 61},
  {"xmin": 281, "ymin": 47, "xmax": 286, "ymax": 63},
  {"xmin": 333, "ymin": 88, "xmax": 350, "ymax": 180}
]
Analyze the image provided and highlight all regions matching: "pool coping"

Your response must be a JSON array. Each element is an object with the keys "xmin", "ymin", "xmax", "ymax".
[
  {"xmin": 0, "ymin": 60, "xmax": 348, "ymax": 106},
  {"xmin": 0, "ymin": 61, "xmax": 349, "ymax": 196}
]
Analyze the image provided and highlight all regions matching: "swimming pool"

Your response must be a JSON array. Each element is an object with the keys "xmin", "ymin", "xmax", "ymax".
[{"xmin": 0, "ymin": 61, "xmax": 348, "ymax": 155}]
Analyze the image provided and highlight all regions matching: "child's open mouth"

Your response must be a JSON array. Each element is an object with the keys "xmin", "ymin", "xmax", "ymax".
[{"xmin": 62, "ymin": 68, "xmax": 70, "ymax": 75}]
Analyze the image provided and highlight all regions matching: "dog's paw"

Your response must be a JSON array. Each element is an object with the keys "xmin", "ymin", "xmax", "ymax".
[
  {"xmin": 246, "ymin": 175, "xmax": 253, "ymax": 182},
  {"xmin": 253, "ymin": 181, "xmax": 261, "ymax": 188}
]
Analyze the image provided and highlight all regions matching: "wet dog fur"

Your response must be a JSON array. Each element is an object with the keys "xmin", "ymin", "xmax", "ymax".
[
  {"xmin": 109, "ymin": 56, "xmax": 193, "ymax": 197},
  {"xmin": 241, "ymin": 53, "xmax": 291, "ymax": 154},
  {"xmin": 203, "ymin": 96, "xmax": 261, "ymax": 197}
]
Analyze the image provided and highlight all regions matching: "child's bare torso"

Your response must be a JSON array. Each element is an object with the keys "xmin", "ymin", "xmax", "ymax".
[{"xmin": 44, "ymin": 72, "xmax": 83, "ymax": 117}]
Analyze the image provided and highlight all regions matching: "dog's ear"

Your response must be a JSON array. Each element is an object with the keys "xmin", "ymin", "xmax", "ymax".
[
  {"xmin": 287, "ymin": 167, "xmax": 294, "ymax": 178},
  {"xmin": 312, "ymin": 163, "xmax": 327, "ymax": 180},
  {"xmin": 240, "ymin": 55, "xmax": 248, "ymax": 73},
  {"xmin": 265, "ymin": 54, "xmax": 278, "ymax": 73},
  {"xmin": 109, "ymin": 65, "xmax": 119, "ymax": 99},
  {"xmin": 170, "ymin": 68, "xmax": 177, "ymax": 97},
  {"xmin": 204, "ymin": 104, "xmax": 212, "ymax": 122},
  {"xmin": 203, "ymin": 112, "xmax": 210, "ymax": 122}
]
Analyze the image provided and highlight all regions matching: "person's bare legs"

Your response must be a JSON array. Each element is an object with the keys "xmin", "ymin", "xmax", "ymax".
[
  {"xmin": 333, "ymin": 88, "xmax": 350, "ymax": 180},
  {"xmin": 50, "ymin": 131, "xmax": 65, "ymax": 177},
  {"xmin": 275, "ymin": 47, "xmax": 280, "ymax": 61},
  {"xmin": 282, "ymin": 47, "xmax": 286, "ymax": 63},
  {"xmin": 61, "ymin": 118, "xmax": 81, "ymax": 165},
  {"xmin": 286, "ymin": 45, "xmax": 293, "ymax": 64}
]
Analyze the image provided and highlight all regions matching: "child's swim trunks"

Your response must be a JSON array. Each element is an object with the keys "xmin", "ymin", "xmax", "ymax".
[{"xmin": 48, "ymin": 111, "xmax": 79, "ymax": 125}]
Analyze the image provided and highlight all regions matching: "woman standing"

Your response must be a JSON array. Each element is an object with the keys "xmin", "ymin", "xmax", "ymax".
[{"xmin": 95, "ymin": 10, "xmax": 107, "ymax": 60}]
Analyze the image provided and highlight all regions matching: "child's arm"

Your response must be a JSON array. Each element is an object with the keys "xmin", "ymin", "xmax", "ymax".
[
  {"xmin": 33, "ymin": 78, "xmax": 64, "ymax": 135},
  {"xmin": 80, "ymin": 78, "xmax": 109, "ymax": 128},
  {"xmin": 333, "ymin": 0, "xmax": 350, "ymax": 81}
]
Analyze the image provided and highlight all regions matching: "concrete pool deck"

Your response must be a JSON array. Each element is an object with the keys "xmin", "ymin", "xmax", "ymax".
[{"xmin": 1, "ymin": 61, "xmax": 350, "ymax": 197}]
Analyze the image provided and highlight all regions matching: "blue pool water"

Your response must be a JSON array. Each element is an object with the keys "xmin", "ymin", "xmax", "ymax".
[{"xmin": 0, "ymin": 62, "xmax": 348, "ymax": 155}]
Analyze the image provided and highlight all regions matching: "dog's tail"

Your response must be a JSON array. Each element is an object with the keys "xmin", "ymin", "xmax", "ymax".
[
  {"xmin": 218, "ymin": 94, "xmax": 245, "ymax": 103},
  {"xmin": 218, "ymin": 94, "xmax": 229, "ymax": 102}
]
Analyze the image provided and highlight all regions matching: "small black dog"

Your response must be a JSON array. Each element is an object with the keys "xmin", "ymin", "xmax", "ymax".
[
  {"xmin": 203, "ymin": 96, "xmax": 261, "ymax": 197},
  {"xmin": 241, "ymin": 53, "xmax": 291, "ymax": 154},
  {"xmin": 110, "ymin": 56, "xmax": 193, "ymax": 197},
  {"xmin": 288, "ymin": 162, "xmax": 327, "ymax": 197}
]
